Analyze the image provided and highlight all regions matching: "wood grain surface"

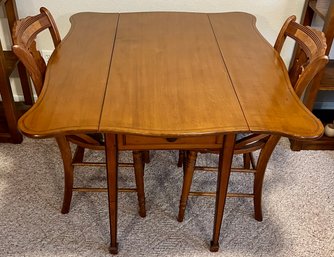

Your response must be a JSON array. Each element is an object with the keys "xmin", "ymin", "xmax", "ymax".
[{"xmin": 18, "ymin": 12, "xmax": 323, "ymax": 140}]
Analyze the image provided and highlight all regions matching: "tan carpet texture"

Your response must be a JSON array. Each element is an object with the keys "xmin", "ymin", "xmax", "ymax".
[{"xmin": 0, "ymin": 137, "xmax": 333, "ymax": 256}]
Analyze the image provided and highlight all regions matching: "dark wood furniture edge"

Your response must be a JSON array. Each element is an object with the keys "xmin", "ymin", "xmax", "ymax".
[
  {"xmin": 290, "ymin": 109, "xmax": 334, "ymax": 150},
  {"xmin": 309, "ymin": 0, "xmax": 328, "ymax": 19},
  {"xmin": 0, "ymin": 0, "xmax": 33, "ymax": 143},
  {"xmin": 290, "ymin": 0, "xmax": 334, "ymax": 151}
]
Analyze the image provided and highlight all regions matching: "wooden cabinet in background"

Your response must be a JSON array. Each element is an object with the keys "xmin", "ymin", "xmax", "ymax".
[
  {"xmin": 0, "ymin": 0, "xmax": 33, "ymax": 143},
  {"xmin": 290, "ymin": 0, "xmax": 334, "ymax": 150}
]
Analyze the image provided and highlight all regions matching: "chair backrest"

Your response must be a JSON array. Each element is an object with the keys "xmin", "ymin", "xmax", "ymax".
[
  {"xmin": 12, "ymin": 8, "xmax": 105, "ymax": 147},
  {"xmin": 12, "ymin": 7, "xmax": 61, "ymax": 96},
  {"xmin": 274, "ymin": 15, "xmax": 328, "ymax": 98}
]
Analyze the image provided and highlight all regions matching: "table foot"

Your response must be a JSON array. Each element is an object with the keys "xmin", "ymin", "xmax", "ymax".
[
  {"xmin": 210, "ymin": 241, "xmax": 219, "ymax": 252},
  {"xmin": 109, "ymin": 243, "xmax": 119, "ymax": 254},
  {"xmin": 254, "ymin": 213, "xmax": 263, "ymax": 222}
]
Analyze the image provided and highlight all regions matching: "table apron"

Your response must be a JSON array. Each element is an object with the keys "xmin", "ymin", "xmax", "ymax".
[{"xmin": 117, "ymin": 134, "xmax": 225, "ymax": 150}]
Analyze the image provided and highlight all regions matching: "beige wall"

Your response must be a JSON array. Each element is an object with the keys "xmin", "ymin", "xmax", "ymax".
[
  {"xmin": 15, "ymin": 0, "xmax": 305, "ymax": 52},
  {"xmin": 9, "ymin": 0, "xmax": 306, "ymax": 99}
]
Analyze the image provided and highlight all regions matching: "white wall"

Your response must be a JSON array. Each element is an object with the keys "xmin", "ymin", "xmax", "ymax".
[{"xmin": 9, "ymin": 0, "xmax": 306, "ymax": 99}]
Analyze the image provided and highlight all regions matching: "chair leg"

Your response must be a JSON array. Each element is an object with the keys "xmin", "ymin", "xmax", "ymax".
[
  {"xmin": 182, "ymin": 151, "xmax": 189, "ymax": 176},
  {"xmin": 177, "ymin": 150, "xmax": 197, "ymax": 222},
  {"xmin": 72, "ymin": 146, "xmax": 85, "ymax": 163},
  {"xmin": 177, "ymin": 150, "xmax": 185, "ymax": 167},
  {"xmin": 55, "ymin": 136, "xmax": 74, "ymax": 214},
  {"xmin": 243, "ymin": 153, "xmax": 251, "ymax": 169},
  {"xmin": 17, "ymin": 61, "xmax": 34, "ymax": 105},
  {"xmin": 253, "ymin": 135, "xmax": 281, "ymax": 221},
  {"xmin": 249, "ymin": 152, "xmax": 256, "ymax": 169},
  {"xmin": 133, "ymin": 151, "xmax": 146, "ymax": 217},
  {"xmin": 143, "ymin": 150, "xmax": 150, "ymax": 164}
]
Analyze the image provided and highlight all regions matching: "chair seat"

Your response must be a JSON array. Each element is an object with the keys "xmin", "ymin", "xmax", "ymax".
[
  {"xmin": 236, "ymin": 133, "xmax": 250, "ymax": 140},
  {"xmin": 87, "ymin": 133, "xmax": 105, "ymax": 145}
]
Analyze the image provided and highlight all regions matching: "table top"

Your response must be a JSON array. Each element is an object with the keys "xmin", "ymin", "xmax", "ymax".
[{"xmin": 18, "ymin": 12, "xmax": 323, "ymax": 139}]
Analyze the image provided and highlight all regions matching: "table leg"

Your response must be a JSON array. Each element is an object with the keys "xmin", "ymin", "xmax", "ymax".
[
  {"xmin": 210, "ymin": 133, "xmax": 236, "ymax": 252},
  {"xmin": 105, "ymin": 134, "xmax": 119, "ymax": 254}
]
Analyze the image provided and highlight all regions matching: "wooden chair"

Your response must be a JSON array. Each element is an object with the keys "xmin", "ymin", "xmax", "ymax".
[
  {"xmin": 12, "ymin": 7, "xmax": 148, "ymax": 217},
  {"xmin": 177, "ymin": 15, "xmax": 328, "ymax": 222}
]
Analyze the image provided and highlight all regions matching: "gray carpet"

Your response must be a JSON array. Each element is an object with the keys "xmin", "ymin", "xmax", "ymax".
[{"xmin": 0, "ymin": 137, "xmax": 333, "ymax": 257}]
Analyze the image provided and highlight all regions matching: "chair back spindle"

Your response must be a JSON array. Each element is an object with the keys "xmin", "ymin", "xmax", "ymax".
[
  {"xmin": 12, "ymin": 7, "xmax": 61, "ymax": 96},
  {"xmin": 274, "ymin": 15, "xmax": 328, "ymax": 97}
]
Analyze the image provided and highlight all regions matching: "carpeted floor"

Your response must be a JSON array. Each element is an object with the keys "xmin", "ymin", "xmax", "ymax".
[{"xmin": 0, "ymin": 137, "xmax": 333, "ymax": 257}]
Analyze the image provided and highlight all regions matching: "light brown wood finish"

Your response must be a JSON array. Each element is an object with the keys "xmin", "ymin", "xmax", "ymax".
[
  {"xmin": 100, "ymin": 12, "xmax": 247, "ymax": 136},
  {"xmin": 177, "ymin": 14, "xmax": 328, "ymax": 225},
  {"xmin": 13, "ymin": 8, "xmax": 147, "ymax": 217},
  {"xmin": 19, "ymin": 12, "xmax": 323, "ymax": 139},
  {"xmin": 210, "ymin": 134, "xmax": 236, "ymax": 252},
  {"xmin": 105, "ymin": 134, "xmax": 119, "ymax": 254},
  {"xmin": 19, "ymin": 13, "xmax": 119, "ymax": 136},
  {"xmin": 209, "ymin": 12, "xmax": 323, "ymax": 138},
  {"xmin": 17, "ymin": 12, "xmax": 324, "ymax": 254}
]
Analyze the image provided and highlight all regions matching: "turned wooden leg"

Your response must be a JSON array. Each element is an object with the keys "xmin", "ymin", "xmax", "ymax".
[
  {"xmin": 133, "ymin": 151, "xmax": 146, "ymax": 217},
  {"xmin": 177, "ymin": 150, "xmax": 185, "ymax": 167},
  {"xmin": 55, "ymin": 136, "xmax": 74, "ymax": 214},
  {"xmin": 105, "ymin": 134, "xmax": 119, "ymax": 254},
  {"xmin": 210, "ymin": 134, "xmax": 235, "ymax": 252},
  {"xmin": 182, "ymin": 151, "xmax": 188, "ymax": 175},
  {"xmin": 253, "ymin": 135, "xmax": 280, "ymax": 221},
  {"xmin": 177, "ymin": 150, "xmax": 197, "ymax": 222}
]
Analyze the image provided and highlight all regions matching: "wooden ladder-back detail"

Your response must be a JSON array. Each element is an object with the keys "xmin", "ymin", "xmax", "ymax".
[{"xmin": 12, "ymin": 7, "xmax": 61, "ymax": 96}]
